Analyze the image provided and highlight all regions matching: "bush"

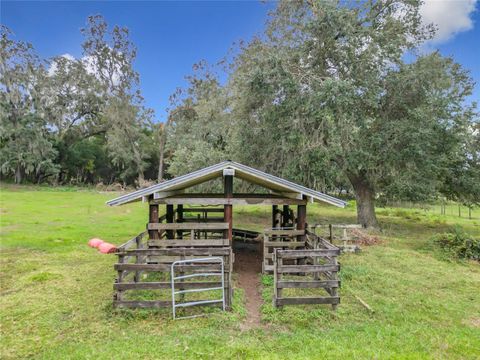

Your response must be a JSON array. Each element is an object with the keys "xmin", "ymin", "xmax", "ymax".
[{"xmin": 431, "ymin": 226, "xmax": 480, "ymax": 261}]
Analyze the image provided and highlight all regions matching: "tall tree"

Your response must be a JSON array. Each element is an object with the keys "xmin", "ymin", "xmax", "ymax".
[
  {"xmin": 0, "ymin": 26, "xmax": 58, "ymax": 183},
  {"xmin": 166, "ymin": 62, "xmax": 232, "ymax": 179},
  {"xmin": 80, "ymin": 15, "xmax": 154, "ymax": 184},
  {"xmin": 229, "ymin": 0, "xmax": 476, "ymax": 227}
]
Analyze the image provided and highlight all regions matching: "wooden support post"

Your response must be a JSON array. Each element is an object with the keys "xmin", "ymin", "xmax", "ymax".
[
  {"xmin": 166, "ymin": 204, "xmax": 175, "ymax": 239},
  {"xmin": 272, "ymin": 205, "xmax": 278, "ymax": 229},
  {"xmin": 177, "ymin": 204, "xmax": 183, "ymax": 239},
  {"xmin": 223, "ymin": 172, "xmax": 233, "ymax": 246},
  {"xmin": 282, "ymin": 205, "xmax": 290, "ymax": 227},
  {"xmin": 148, "ymin": 203, "xmax": 159, "ymax": 240},
  {"xmin": 331, "ymin": 256, "xmax": 339, "ymax": 311},
  {"xmin": 274, "ymin": 249, "xmax": 283, "ymax": 308},
  {"xmin": 297, "ymin": 204, "xmax": 307, "ymax": 242}
]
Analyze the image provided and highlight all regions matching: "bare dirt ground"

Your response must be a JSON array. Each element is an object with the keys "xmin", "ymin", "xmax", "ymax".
[{"xmin": 233, "ymin": 247, "xmax": 263, "ymax": 330}]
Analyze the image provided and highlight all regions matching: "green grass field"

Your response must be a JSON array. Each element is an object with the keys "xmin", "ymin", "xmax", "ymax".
[{"xmin": 1, "ymin": 184, "xmax": 479, "ymax": 359}]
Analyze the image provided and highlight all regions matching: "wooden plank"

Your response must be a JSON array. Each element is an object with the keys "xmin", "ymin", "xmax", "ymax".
[
  {"xmin": 148, "ymin": 255, "xmax": 230, "ymax": 265},
  {"xmin": 263, "ymin": 264, "xmax": 274, "ymax": 272},
  {"xmin": 277, "ymin": 249, "xmax": 340, "ymax": 258},
  {"xmin": 152, "ymin": 197, "xmax": 307, "ymax": 206},
  {"xmin": 117, "ymin": 232, "xmax": 147, "ymax": 251},
  {"xmin": 297, "ymin": 204, "xmax": 306, "ymax": 242},
  {"xmin": 114, "ymin": 281, "xmax": 223, "ymax": 290},
  {"xmin": 148, "ymin": 222, "xmax": 229, "ymax": 230},
  {"xmin": 120, "ymin": 248, "xmax": 231, "ymax": 256},
  {"xmin": 147, "ymin": 239, "xmax": 229, "ymax": 247},
  {"xmin": 275, "ymin": 297, "xmax": 340, "ymax": 306},
  {"xmin": 183, "ymin": 208, "xmax": 224, "ymax": 213},
  {"xmin": 114, "ymin": 300, "xmax": 171, "ymax": 308},
  {"xmin": 114, "ymin": 299, "xmax": 223, "ymax": 309},
  {"xmin": 277, "ymin": 264, "xmax": 340, "ymax": 273},
  {"xmin": 277, "ymin": 280, "xmax": 340, "ymax": 289},
  {"xmin": 114, "ymin": 263, "xmax": 225, "ymax": 272},
  {"xmin": 181, "ymin": 217, "xmax": 225, "ymax": 222},
  {"xmin": 153, "ymin": 190, "xmax": 184, "ymax": 200},
  {"xmin": 148, "ymin": 203, "xmax": 159, "ymax": 240},
  {"xmin": 264, "ymin": 241, "xmax": 305, "ymax": 248},
  {"xmin": 264, "ymin": 229, "xmax": 304, "ymax": 236}
]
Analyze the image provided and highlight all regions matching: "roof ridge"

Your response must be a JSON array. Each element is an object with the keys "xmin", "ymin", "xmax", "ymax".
[{"xmin": 106, "ymin": 161, "xmax": 346, "ymax": 208}]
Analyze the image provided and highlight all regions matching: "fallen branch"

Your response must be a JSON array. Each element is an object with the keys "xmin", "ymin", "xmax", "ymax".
[{"xmin": 353, "ymin": 294, "xmax": 374, "ymax": 313}]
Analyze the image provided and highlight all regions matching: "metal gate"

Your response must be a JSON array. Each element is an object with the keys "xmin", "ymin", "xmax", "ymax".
[{"xmin": 171, "ymin": 257, "xmax": 226, "ymax": 320}]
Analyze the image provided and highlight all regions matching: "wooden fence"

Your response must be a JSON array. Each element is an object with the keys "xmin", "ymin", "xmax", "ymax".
[
  {"xmin": 311, "ymin": 224, "xmax": 362, "ymax": 252},
  {"xmin": 273, "ymin": 232, "xmax": 340, "ymax": 309},
  {"xmin": 113, "ymin": 230, "xmax": 233, "ymax": 310},
  {"xmin": 262, "ymin": 228, "xmax": 306, "ymax": 273}
]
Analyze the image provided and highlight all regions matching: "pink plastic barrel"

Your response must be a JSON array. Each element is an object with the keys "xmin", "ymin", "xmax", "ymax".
[
  {"xmin": 88, "ymin": 238, "xmax": 104, "ymax": 248},
  {"xmin": 98, "ymin": 242, "xmax": 117, "ymax": 254}
]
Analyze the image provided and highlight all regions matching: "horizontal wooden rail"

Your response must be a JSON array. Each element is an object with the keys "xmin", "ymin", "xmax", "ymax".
[
  {"xmin": 114, "ymin": 299, "xmax": 223, "ymax": 309},
  {"xmin": 115, "ymin": 263, "xmax": 225, "ymax": 272},
  {"xmin": 148, "ymin": 255, "xmax": 231, "ymax": 265},
  {"xmin": 114, "ymin": 281, "xmax": 224, "ymax": 291},
  {"xmin": 117, "ymin": 231, "xmax": 147, "ymax": 251},
  {"xmin": 114, "ymin": 300, "xmax": 171, "ymax": 308},
  {"xmin": 277, "ymin": 280, "xmax": 340, "ymax": 289},
  {"xmin": 148, "ymin": 222, "xmax": 229, "ymax": 230},
  {"xmin": 148, "ymin": 239, "xmax": 229, "ymax": 247},
  {"xmin": 182, "ymin": 208, "xmax": 224, "ymax": 213},
  {"xmin": 277, "ymin": 264, "xmax": 340, "ymax": 274},
  {"xmin": 276, "ymin": 249, "xmax": 340, "ymax": 258},
  {"xmin": 275, "ymin": 297, "xmax": 340, "ymax": 306},
  {"xmin": 264, "ymin": 241, "xmax": 305, "ymax": 248},
  {"xmin": 118, "ymin": 248, "xmax": 231, "ymax": 256},
  {"xmin": 181, "ymin": 217, "xmax": 226, "ymax": 222},
  {"xmin": 264, "ymin": 229, "xmax": 305, "ymax": 236}
]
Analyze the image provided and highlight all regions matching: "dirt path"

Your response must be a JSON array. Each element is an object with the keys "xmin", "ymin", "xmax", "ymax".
[{"xmin": 233, "ymin": 247, "xmax": 263, "ymax": 329}]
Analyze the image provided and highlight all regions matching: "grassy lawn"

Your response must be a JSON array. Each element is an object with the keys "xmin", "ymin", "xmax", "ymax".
[{"xmin": 1, "ymin": 184, "xmax": 479, "ymax": 359}]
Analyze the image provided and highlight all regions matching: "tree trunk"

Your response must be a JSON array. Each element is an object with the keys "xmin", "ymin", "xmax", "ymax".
[
  {"xmin": 158, "ymin": 144, "xmax": 165, "ymax": 181},
  {"xmin": 349, "ymin": 174, "xmax": 379, "ymax": 228},
  {"xmin": 137, "ymin": 170, "xmax": 144, "ymax": 187},
  {"xmin": 157, "ymin": 123, "xmax": 167, "ymax": 181},
  {"xmin": 15, "ymin": 165, "xmax": 22, "ymax": 184}
]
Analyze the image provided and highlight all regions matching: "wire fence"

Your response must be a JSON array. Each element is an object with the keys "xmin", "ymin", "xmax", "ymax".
[{"xmin": 380, "ymin": 201, "xmax": 479, "ymax": 220}]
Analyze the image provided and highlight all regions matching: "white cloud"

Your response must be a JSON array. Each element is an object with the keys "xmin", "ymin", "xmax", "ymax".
[
  {"xmin": 420, "ymin": 0, "xmax": 477, "ymax": 43},
  {"xmin": 47, "ymin": 53, "xmax": 75, "ymax": 76},
  {"xmin": 48, "ymin": 52, "xmax": 121, "ymax": 87}
]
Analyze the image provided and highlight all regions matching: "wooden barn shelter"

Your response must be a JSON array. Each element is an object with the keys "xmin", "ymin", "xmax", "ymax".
[{"xmin": 107, "ymin": 161, "xmax": 346, "ymax": 312}]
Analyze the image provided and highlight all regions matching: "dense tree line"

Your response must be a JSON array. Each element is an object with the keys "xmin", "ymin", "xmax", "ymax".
[
  {"xmin": 1, "ymin": 16, "xmax": 160, "ymax": 186},
  {"xmin": 1, "ymin": 1, "xmax": 479, "ymax": 227}
]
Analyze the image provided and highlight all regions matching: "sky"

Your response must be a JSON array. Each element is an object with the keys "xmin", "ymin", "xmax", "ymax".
[{"xmin": 1, "ymin": 1, "xmax": 479, "ymax": 122}]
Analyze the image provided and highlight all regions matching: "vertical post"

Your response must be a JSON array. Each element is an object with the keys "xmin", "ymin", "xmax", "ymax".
[
  {"xmin": 166, "ymin": 204, "xmax": 175, "ymax": 239},
  {"xmin": 223, "ymin": 169, "xmax": 233, "ymax": 246},
  {"xmin": 297, "ymin": 203, "xmax": 307, "ymax": 243},
  {"xmin": 273, "ymin": 249, "xmax": 283, "ymax": 308},
  {"xmin": 272, "ymin": 205, "xmax": 278, "ymax": 229},
  {"xmin": 282, "ymin": 205, "xmax": 290, "ymax": 227},
  {"xmin": 148, "ymin": 202, "xmax": 159, "ymax": 240},
  {"xmin": 177, "ymin": 204, "xmax": 183, "ymax": 239},
  {"xmin": 331, "ymin": 256, "xmax": 339, "ymax": 311}
]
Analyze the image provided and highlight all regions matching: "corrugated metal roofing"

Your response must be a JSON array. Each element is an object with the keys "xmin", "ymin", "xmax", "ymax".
[{"xmin": 106, "ymin": 161, "xmax": 346, "ymax": 208}]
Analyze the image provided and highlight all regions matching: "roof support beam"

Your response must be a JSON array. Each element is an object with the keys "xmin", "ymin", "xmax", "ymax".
[
  {"xmin": 153, "ymin": 189, "xmax": 184, "ymax": 200},
  {"xmin": 151, "ymin": 197, "xmax": 307, "ymax": 206}
]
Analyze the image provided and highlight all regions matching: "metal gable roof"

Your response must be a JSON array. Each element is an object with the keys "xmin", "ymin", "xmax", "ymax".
[{"xmin": 105, "ymin": 161, "xmax": 346, "ymax": 208}]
